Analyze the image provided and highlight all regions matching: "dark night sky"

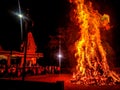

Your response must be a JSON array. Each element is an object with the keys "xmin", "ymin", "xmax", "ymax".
[
  {"xmin": 0, "ymin": 0, "xmax": 120, "ymax": 55},
  {"xmin": 0, "ymin": 0, "xmax": 70, "ymax": 52}
]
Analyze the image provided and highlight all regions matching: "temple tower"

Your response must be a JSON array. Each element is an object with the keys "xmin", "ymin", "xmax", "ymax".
[{"xmin": 20, "ymin": 32, "xmax": 37, "ymax": 66}]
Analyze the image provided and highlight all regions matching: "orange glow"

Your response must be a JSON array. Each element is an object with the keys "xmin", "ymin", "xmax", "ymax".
[{"xmin": 70, "ymin": 0, "xmax": 120, "ymax": 85}]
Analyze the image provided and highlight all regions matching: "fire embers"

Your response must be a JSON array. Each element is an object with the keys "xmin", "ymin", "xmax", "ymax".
[{"xmin": 71, "ymin": 69, "xmax": 120, "ymax": 85}]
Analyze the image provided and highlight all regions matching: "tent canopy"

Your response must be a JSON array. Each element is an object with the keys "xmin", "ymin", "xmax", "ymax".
[{"xmin": 0, "ymin": 55, "xmax": 7, "ymax": 60}]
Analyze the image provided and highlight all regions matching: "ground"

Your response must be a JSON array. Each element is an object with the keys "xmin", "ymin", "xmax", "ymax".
[{"xmin": 2, "ymin": 74, "xmax": 120, "ymax": 90}]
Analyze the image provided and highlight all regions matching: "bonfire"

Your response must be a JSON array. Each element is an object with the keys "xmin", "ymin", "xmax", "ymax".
[{"xmin": 70, "ymin": 0, "xmax": 120, "ymax": 85}]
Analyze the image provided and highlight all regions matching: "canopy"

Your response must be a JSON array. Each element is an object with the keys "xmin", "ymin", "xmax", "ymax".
[{"xmin": 0, "ymin": 55, "xmax": 7, "ymax": 60}]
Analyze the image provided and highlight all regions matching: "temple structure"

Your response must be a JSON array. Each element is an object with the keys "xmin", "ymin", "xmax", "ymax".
[{"xmin": 0, "ymin": 32, "xmax": 43, "ymax": 67}]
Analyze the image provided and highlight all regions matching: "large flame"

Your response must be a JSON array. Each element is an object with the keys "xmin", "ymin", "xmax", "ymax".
[{"xmin": 70, "ymin": 0, "xmax": 120, "ymax": 85}]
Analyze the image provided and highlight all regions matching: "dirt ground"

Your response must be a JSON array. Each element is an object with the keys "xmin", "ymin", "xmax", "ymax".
[{"xmin": 2, "ymin": 74, "xmax": 120, "ymax": 90}]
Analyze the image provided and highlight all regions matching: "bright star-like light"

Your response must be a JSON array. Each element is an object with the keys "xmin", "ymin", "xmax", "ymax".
[
  {"xmin": 57, "ymin": 53, "xmax": 62, "ymax": 58},
  {"xmin": 18, "ymin": 14, "xmax": 23, "ymax": 18}
]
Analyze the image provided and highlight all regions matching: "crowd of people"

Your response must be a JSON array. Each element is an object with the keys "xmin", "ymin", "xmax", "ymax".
[{"xmin": 0, "ymin": 64, "xmax": 61, "ymax": 78}]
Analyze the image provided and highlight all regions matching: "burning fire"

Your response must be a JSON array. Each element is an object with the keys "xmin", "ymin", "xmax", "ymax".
[{"xmin": 70, "ymin": 0, "xmax": 120, "ymax": 85}]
